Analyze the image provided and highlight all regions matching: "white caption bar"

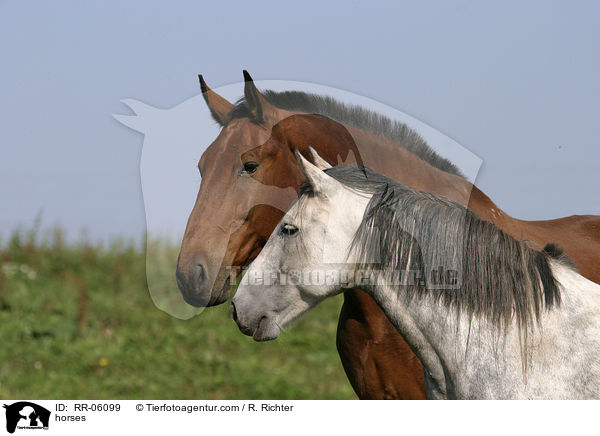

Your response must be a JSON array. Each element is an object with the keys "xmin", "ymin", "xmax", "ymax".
[{"xmin": 0, "ymin": 400, "xmax": 596, "ymax": 435}]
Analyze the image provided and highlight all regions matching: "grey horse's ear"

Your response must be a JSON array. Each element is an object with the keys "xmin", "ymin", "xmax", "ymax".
[
  {"xmin": 295, "ymin": 150, "xmax": 342, "ymax": 198},
  {"xmin": 199, "ymin": 74, "xmax": 234, "ymax": 126},
  {"xmin": 307, "ymin": 146, "xmax": 333, "ymax": 170}
]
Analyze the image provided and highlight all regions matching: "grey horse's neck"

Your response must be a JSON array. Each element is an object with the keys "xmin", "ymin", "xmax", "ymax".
[
  {"xmin": 362, "ymin": 261, "xmax": 600, "ymax": 399},
  {"xmin": 364, "ymin": 277, "xmax": 459, "ymax": 399}
]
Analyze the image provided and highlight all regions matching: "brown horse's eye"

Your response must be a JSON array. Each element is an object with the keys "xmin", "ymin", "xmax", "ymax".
[
  {"xmin": 280, "ymin": 223, "xmax": 299, "ymax": 237},
  {"xmin": 242, "ymin": 161, "xmax": 259, "ymax": 174}
]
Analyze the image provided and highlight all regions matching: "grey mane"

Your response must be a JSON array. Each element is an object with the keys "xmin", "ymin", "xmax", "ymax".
[
  {"xmin": 319, "ymin": 165, "xmax": 562, "ymax": 342},
  {"xmin": 229, "ymin": 89, "xmax": 464, "ymax": 178}
]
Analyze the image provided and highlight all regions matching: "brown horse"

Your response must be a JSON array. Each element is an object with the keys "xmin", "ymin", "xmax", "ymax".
[{"xmin": 177, "ymin": 71, "xmax": 600, "ymax": 399}]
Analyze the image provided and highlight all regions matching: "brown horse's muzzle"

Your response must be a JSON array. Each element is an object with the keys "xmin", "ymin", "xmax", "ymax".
[{"xmin": 175, "ymin": 255, "xmax": 229, "ymax": 307}]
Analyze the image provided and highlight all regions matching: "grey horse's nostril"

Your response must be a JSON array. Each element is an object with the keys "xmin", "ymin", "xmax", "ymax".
[
  {"xmin": 230, "ymin": 301, "xmax": 255, "ymax": 337},
  {"xmin": 230, "ymin": 301, "xmax": 238, "ymax": 323}
]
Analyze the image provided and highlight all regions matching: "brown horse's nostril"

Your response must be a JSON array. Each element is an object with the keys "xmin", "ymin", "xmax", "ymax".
[
  {"xmin": 175, "ymin": 261, "xmax": 210, "ymax": 307},
  {"xmin": 196, "ymin": 263, "xmax": 206, "ymax": 282}
]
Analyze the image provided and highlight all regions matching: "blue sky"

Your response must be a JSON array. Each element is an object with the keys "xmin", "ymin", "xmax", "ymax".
[{"xmin": 1, "ymin": 1, "xmax": 598, "ymax": 242}]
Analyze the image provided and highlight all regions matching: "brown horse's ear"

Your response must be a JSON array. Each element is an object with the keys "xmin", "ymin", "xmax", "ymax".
[
  {"xmin": 243, "ymin": 70, "xmax": 280, "ymax": 124},
  {"xmin": 199, "ymin": 74, "xmax": 233, "ymax": 126},
  {"xmin": 243, "ymin": 70, "xmax": 264, "ymax": 122}
]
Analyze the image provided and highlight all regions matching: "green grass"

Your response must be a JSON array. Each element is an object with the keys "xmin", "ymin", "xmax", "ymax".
[{"xmin": 0, "ymin": 228, "xmax": 356, "ymax": 399}]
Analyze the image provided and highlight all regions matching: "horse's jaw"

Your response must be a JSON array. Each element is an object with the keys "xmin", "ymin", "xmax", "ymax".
[{"xmin": 210, "ymin": 276, "xmax": 233, "ymax": 306}]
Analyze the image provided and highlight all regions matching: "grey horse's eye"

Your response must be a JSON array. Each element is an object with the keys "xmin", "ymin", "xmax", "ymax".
[{"xmin": 280, "ymin": 223, "xmax": 299, "ymax": 237}]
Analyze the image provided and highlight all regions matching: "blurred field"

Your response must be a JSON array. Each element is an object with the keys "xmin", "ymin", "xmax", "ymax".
[{"xmin": 0, "ymin": 226, "xmax": 356, "ymax": 399}]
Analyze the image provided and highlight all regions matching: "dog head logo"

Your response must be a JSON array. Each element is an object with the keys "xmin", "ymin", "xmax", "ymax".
[{"xmin": 3, "ymin": 402, "xmax": 50, "ymax": 433}]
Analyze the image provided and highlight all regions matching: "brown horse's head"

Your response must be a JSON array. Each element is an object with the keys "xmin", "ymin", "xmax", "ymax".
[{"xmin": 176, "ymin": 73, "xmax": 361, "ymax": 307}]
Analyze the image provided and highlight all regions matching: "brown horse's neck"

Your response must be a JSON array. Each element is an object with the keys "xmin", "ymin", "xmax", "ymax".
[
  {"xmin": 344, "ymin": 125, "xmax": 483, "ymax": 210},
  {"xmin": 283, "ymin": 114, "xmax": 500, "ymax": 221},
  {"xmin": 343, "ymin": 126, "xmax": 562, "ymax": 245}
]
